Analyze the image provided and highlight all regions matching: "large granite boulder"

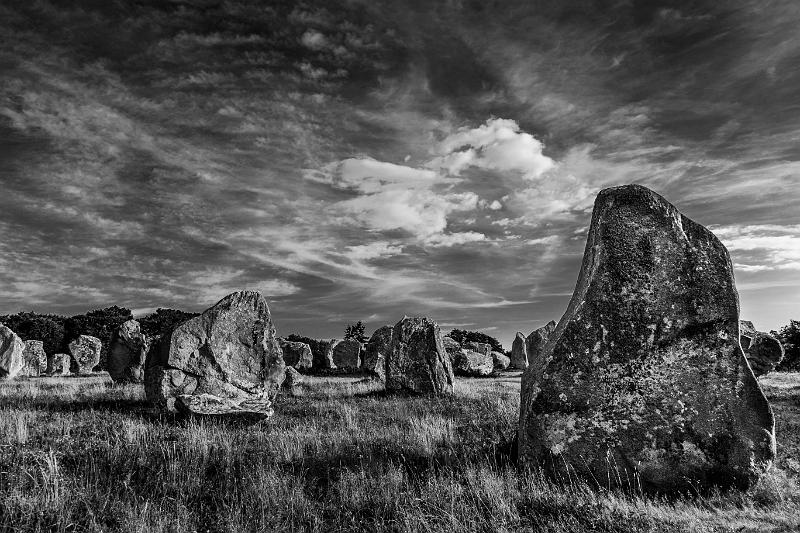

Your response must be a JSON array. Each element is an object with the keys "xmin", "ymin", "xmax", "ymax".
[
  {"xmin": 492, "ymin": 351, "xmax": 511, "ymax": 370},
  {"xmin": 108, "ymin": 320, "xmax": 149, "ymax": 383},
  {"xmin": 386, "ymin": 317, "xmax": 454, "ymax": 395},
  {"xmin": 740, "ymin": 321, "xmax": 784, "ymax": 377},
  {"xmin": 525, "ymin": 321, "xmax": 556, "ymax": 368},
  {"xmin": 21, "ymin": 340, "xmax": 47, "ymax": 377},
  {"xmin": 441, "ymin": 336, "xmax": 462, "ymax": 362},
  {"xmin": 69, "ymin": 335, "xmax": 102, "ymax": 375},
  {"xmin": 145, "ymin": 291, "xmax": 285, "ymax": 414},
  {"xmin": 280, "ymin": 340, "xmax": 313, "ymax": 371},
  {"xmin": 510, "ymin": 332, "xmax": 528, "ymax": 369},
  {"xmin": 47, "ymin": 353, "xmax": 71, "ymax": 376},
  {"xmin": 332, "ymin": 339, "xmax": 361, "ymax": 371},
  {"xmin": 453, "ymin": 350, "xmax": 494, "ymax": 377},
  {"xmin": 0, "ymin": 324, "xmax": 25, "ymax": 380},
  {"xmin": 518, "ymin": 185, "xmax": 775, "ymax": 493},
  {"xmin": 362, "ymin": 326, "xmax": 392, "ymax": 380}
]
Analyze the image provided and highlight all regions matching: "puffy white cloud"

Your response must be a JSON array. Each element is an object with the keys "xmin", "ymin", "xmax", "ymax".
[
  {"xmin": 300, "ymin": 30, "xmax": 329, "ymax": 50},
  {"xmin": 428, "ymin": 118, "xmax": 555, "ymax": 179},
  {"xmin": 424, "ymin": 231, "xmax": 486, "ymax": 247},
  {"xmin": 712, "ymin": 224, "xmax": 800, "ymax": 272}
]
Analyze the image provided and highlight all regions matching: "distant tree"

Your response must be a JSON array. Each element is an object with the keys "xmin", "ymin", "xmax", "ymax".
[
  {"xmin": 448, "ymin": 328, "xmax": 504, "ymax": 353},
  {"xmin": 776, "ymin": 320, "xmax": 800, "ymax": 371},
  {"xmin": 63, "ymin": 306, "xmax": 134, "ymax": 370},
  {"xmin": 344, "ymin": 321, "xmax": 368, "ymax": 344},
  {"xmin": 138, "ymin": 308, "xmax": 199, "ymax": 339},
  {"xmin": 0, "ymin": 312, "xmax": 66, "ymax": 355}
]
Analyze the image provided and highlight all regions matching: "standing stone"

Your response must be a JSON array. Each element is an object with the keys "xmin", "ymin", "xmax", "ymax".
[
  {"xmin": 453, "ymin": 350, "xmax": 494, "ymax": 377},
  {"xmin": 144, "ymin": 291, "xmax": 285, "ymax": 415},
  {"xmin": 332, "ymin": 339, "xmax": 361, "ymax": 372},
  {"xmin": 108, "ymin": 320, "xmax": 149, "ymax": 383},
  {"xmin": 386, "ymin": 317, "xmax": 454, "ymax": 395},
  {"xmin": 740, "ymin": 321, "xmax": 784, "ymax": 377},
  {"xmin": 362, "ymin": 326, "xmax": 392, "ymax": 380},
  {"xmin": 282, "ymin": 366, "xmax": 304, "ymax": 388},
  {"xmin": 316, "ymin": 339, "xmax": 338, "ymax": 370},
  {"xmin": 492, "ymin": 351, "xmax": 511, "ymax": 370},
  {"xmin": 20, "ymin": 340, "xmax": 47, "ymax": 377},
  {"xmin": 518, "ymin": 184, "xmax": 775, "ymax": 493},
  {"xmin": 47, "ymin": 353, "xmax": 71, "ymax": 376},
  {"xmin": 442, "ymin": 336, "xmax": 462, "ymax": 363},
  {"xmin": 69, "ymin": 335, "xmax": 102, "ymax": 375},
  {"xmin": 510, "ymin": 332, "xmax": 528, "ymax": 369},
  {"xmin": 525, "ymin": 321, "xmax": 556, "ymax": 369},
  {"xmin": 0, "ymin": 324, "xmax": 25, "ymax": 380},
  {"xmin": 280, "ymin": 340, "xmax": 313, "ymax": 371}
]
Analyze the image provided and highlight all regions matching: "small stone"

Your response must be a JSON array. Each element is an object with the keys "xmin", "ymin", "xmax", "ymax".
[
  {"xmin": 21, "ymin": 340, "xmax": 47, "ymax": 377},
  {"xmin": 0, "ymin": 324, "xmax": 25, "ymax": 380},
  {"xmin": 46, "ymin": 353, "xmax": 71, "ymax": 376}
]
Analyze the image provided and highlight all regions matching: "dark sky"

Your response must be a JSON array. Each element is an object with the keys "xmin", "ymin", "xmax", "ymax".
[{"xmin": 1, "ymin": 0, "xmax": 799, "ymax": 346}]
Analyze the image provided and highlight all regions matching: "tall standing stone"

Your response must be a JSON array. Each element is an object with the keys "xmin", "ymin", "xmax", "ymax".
[
  {"xmin": 740, "ymin": 320, "xmax": 784, "ymax": 377},
  {"xmin": 518, "ymin": 185, "xmax": 775, "ymax": 492},
  {"xmin": 144, "ymin": 291, "xmax": 285, "ymax": 414},
  {"xmin": 21, "ymin": 340, "xmax": 47, "ymax": 377},
  {"xmin": 108, "ymin": 320, "xmax": 149, "ymax": 383},
  {"xmin": 386, "ymin": 317, "xmax": 454, "ymax": 395},
  {"xmin": 69, "ymin": 335, "xmax": 102, "ymax": 375},
  {"xmin": 510, "ymin": 332, "xmax": 528, "ymax": 369},
  {"xmin": 280, "ymin": 340, "xmax": 313, "ymax": 371},
  {"xmin": 0, "ymin": 324, "xmax": 25, "ymax": 380},
  {"xmin": 332, "ymin": 339, "xmax": 361, "ymax": 372},
  {"xmin": 362, "ymin": 326, "xmax": 392, "ymax": 380},
  {"xmin": 525, "ymin": 321, "xmax": 556, "ymax": 369}
]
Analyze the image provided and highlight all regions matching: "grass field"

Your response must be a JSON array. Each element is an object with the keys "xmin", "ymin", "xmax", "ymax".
[{"xmin": 1, "ymin": 373, "xmax": 799, "ymax": 532}]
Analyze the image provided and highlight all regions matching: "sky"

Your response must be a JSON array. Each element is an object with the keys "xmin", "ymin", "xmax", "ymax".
[{"xmin": 1, "ymin": 0, "xmax": 799, "ymax": 347}]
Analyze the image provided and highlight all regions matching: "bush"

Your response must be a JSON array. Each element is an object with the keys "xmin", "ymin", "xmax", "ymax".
[
  {"xmin": 344, "ymin": 321, "xmax": 368, "ymax": 344},
  {"xmin": 137, "ymin": 308, "xmax": 198, "ymax": 339},
  {"xmin": 776, "ymin": 320, "xmax": 800, "ymax": 371},
  {"xmin": 0, "ymin": 312, "xmax": 66, "ymax": 355},
  {"xmin": 447, "ymin": 328, "xmax": 504, "ymax": 353}
]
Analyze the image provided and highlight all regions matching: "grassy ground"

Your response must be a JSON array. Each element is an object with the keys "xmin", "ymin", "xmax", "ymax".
[{"xmin": 0, "ymin": 373, "xmax": 799, "ymax": 532}]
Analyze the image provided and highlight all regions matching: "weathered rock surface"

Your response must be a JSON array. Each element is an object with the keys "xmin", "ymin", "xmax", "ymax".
[
  {"xmin": 174, "ymin": 393, "xmax": 273, "ymax": 423},
  {"xmin": 492, "ymin": 351, "xmax": 511, "ymax": 370},
  {"xmin": 280, "ymin": 340, "xmax": 313, "ymax": 371},
  {"xmin": 442, "ymin": 336, "xmax": 462, "ymax": 362},
  {"xmin": 464, "ymin": 341, "xmax": 491, "ymax": 356},
  {"xmin": 0, "ymin": 324, "xmax": 25, "ymax": 380},
  {"xmin": 21, "ymin": 340, "xmax": 47, "ymax": 377},
  {"xmin": 740, "ymin": 321, "xmax": 784, "ymax": 377},
  {"xmin": 518, "ymin": 184, "xmax": 775, "ymax": 493},
  {"xmin": 108, "ymin": 320, "xmax": 148, "ymax": 383},
  {"xmin": 69, "ymin": 335, "xmax": 102, "ymax": 375},
  {"xmin": 282, "ymin": 366, "xmax": 304, "ymax": 388},
  {"xmin": 386, "ymin": 317, "xmax": 454, "ymax": 395},
  {"xmin": 362, "ymin": 326, "xmax": 392, "ymax": 380},
  {"xmin": 453, "ymin": 350, "xmax": 494, "ymax": 377},
  {"xmin": 47, "ymin": 353, "xmax": 71, "ymax": 376},
  {"xmin": 510, "ymin": 332, "xmax": 528, "ymax": 369},
  {"xmin": 144, "ymin": 291, "xmax": 285, "ymax": 413},
  {"xmin": 332, "ymin": 339, "xmax": 361, "ymax": 371},
  {"xmin": 525, "ymin": 321, "xmax": 556, "ymax": 369}
]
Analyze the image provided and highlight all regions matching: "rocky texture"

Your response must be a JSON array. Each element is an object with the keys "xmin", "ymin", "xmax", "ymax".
[
  {"xmin": 441, "ymin": 336, "xmax": 462, "ymax": 363},
  {"xmin": 453, "ymin": 350, "xmax": 494, "ymax": 377},
  {"xmin": 0, "ymin": 324, "xmax": 25, "ymax": 380},
  {"xmin": 280, "ymin": 340, "xmax": 313, "ymax": 371},
  {"xmin": 69, "ymin": 335, "xmax": 102, "ymax": 375},
  {"xmin": 492, "ymin": 351, "xmax": 511, "ymax": 370},
  {"xmin": 464, "ymin": 341, "xmax": 491, "ymax": 356},
  {"xmin": 174, "ymin": 393, "xmax": 273, "ymax": 423},
  {"xmin": 518, "ymin": 185, "xmax": 775, "ymax": 493},
  {"xmin": 525, "ymin": 321, "xmax": 556, "ymax": 369},
  {"xmin": 740, "ymin": 321, "xmax": 784, "ymax": 377},
  {"xmin": 47, "ymin": 353, "xmax": 71, "ymax": 376},
  {"xmin": 510, "ymin": 332, "xmax": 528, "ymax": 369},
  {"xmin": 144, "ymin": 291, "xmax": 285, "ymax": 413},
  {"xmin": 362, "ymin": 326, "xmax": 392, "ymax": 380},
  {"xmin": 332, "ymin": 339, "xmax": 361, "ymax": 371},
  {"xmin": 108, "ymin": 320, "xmax": 149, "ymax": 383},
  {"xmin": 386, "ymin": 317, "xmax": 454, "ymax": 395},
  {"xmin": 282, "ymin": 366, "xmax": 304, "ymax": 388},
  {"xmin": 21, "ymin": 340, "xmax": 47, "ymax": 377}
]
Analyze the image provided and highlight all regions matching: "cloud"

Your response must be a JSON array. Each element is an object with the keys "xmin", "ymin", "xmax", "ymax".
[
  {"xmin": 424, "ymin": 231, "xmax": 486, "ymax": 247},
  {"xmin": 344, "ymin": 242, "xmax": 404, "ymax": 261},
  {"xmin": 712, "ymin": 224, "xmax": 800, "ymax": 272},
  {"xmin": 428, "ymin": 118, "xmax": 555, "ymax": 179}
]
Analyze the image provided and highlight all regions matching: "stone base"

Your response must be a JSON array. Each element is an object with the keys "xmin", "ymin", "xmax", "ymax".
[{"xmin": 174, "ymin": 393, "xmax": 273, "ymax": 423}]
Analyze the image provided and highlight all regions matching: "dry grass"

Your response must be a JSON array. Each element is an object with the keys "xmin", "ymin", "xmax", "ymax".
[{"xmin": 0, "ymin": 374, "xmax": 798, "ymax": 532}]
